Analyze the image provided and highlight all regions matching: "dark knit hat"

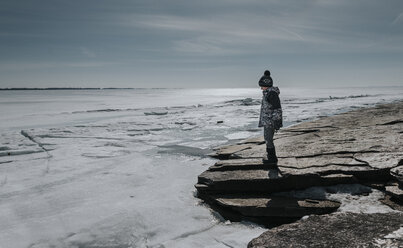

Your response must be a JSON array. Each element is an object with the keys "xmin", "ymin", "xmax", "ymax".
[
  {"xmin": 258, "ymin": 75, "xmax": 273, "ymax": 87},
  {"xmin": 264, "ymin": 70, "xmax": 271, "ymax": 76}
]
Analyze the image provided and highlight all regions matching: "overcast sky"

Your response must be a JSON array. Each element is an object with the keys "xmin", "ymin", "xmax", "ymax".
[{"xmin": 1, "ymin": 0, "xmax": 403, "ymax": 88}]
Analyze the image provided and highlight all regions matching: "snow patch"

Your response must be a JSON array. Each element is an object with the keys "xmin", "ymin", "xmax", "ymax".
[{"xmin": 274, "ymin": 184, "xmax": 396, "ymax": 214}]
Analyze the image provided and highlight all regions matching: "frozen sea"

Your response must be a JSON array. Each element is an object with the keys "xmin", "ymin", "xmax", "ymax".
[{"xmin": 0, "ymin": 87, "xmax": 402, "ymax": 248}]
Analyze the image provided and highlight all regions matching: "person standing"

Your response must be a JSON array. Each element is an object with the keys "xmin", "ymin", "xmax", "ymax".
[{"xmin": 258, "ymin": 70, "xmax": 283, "ymax": 164}]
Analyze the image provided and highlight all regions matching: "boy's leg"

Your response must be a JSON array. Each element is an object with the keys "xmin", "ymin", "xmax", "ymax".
[
  {"xmin": 263, "ymin": 127, "xmax": 277, "ymax": 164},
  {"xmin": 264, "ymin": 126, "xmax": 274, "ymax": 149}
]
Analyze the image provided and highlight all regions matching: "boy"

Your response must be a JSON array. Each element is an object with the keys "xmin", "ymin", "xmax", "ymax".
[{"xmin": 258, "ymin": 70, "xmax": 283, "ymax": 164}]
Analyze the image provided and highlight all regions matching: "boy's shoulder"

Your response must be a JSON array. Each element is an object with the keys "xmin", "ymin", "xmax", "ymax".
[{"xmin": 268, "ymin": 87, "xmax": 280, "ymax": 95}]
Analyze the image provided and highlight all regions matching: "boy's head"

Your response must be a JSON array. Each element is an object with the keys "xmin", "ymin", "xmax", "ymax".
[{"xmin": 259, "ymin": 69, "xmax": 273, "ymax": 88}]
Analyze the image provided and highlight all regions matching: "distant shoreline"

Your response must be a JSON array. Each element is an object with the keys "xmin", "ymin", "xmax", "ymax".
[
  {"xmin": 1, "ymin": 86, "xmax": 402, "ymax": 91},
  {"xmin": 0, "ymin": 87, "xmax": 136, "ymax": 91}
]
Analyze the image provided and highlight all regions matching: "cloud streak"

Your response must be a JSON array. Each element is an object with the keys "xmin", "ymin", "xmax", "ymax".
[
  {"xmin": 127, "ymin": 0, "xmax": 403, "ymax": 56},
  {"xmin": 130, "ymin": 14, "xmax": 313, "ymax": 54},
  {"xmin": 0, "ymin": 0, "xmax": 402, "ymax": 87},
  {"xmin": 392, "ymin": 11, "xmax": 403, "ymax": 24}
]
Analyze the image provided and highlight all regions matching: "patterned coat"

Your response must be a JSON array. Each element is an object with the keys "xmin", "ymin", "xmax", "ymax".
[{"xmin": 258, "ymin": 87, "xmax": 283, "ymax": 130}]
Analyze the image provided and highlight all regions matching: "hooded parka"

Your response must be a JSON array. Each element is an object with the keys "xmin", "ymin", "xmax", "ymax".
[{"xmin": 258, "ymin": 87, "xmax": 283, "ymax": 130}]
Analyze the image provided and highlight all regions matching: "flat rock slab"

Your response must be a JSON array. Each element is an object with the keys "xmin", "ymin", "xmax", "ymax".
[
  {"xmin": 209, "ymin": 143, "xmax": 253, "ymax": 159},
  {"xmin": 278, "ymin": 164, "xmax": 390, "ymax": 181},
  {"xmin": 197, "ymin": 169, "xmax": 356, "ymax": 193},
  {"xmin": 354, "ymin": 152, "xmax": 403, "ymax": 170},
  {"xmin": 209, "ymin": 158, "xmax": 274, "ymax": 171},
  {"xmin": 211, "ymin": 195, "xmax": 340, "ymax": 218},
  {"xmin": 280, "ymin": 153, "xmax": 366, "ymax": 167},
  {"xmin": 237, "ymin": 136, "xmax": 265, "ymax": 145},
  {"xmin": 248, "ymin": 212, "xmax": 403, "ymax": 248},
  {"xmin": 209, "ymin": 157, "xmax": 389, "ymax": 181}
]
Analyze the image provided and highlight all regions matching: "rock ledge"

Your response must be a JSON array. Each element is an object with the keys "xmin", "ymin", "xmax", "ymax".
[{"xmin": 195, "ymin": 101, "xmax": 403, "ymax": 245}]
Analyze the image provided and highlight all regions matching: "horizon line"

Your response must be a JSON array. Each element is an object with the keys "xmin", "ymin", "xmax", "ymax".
[{"xmin": 0, "ymin": 86, "xmax": 402, "ymax": 91}]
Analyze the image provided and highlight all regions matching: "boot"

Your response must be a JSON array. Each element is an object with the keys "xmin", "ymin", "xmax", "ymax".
[{"xmin": 263, "ymin": 147, "xmax": 278, "ymax": 164}]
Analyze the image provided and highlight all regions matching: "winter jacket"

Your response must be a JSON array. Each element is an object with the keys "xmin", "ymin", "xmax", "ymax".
[{"xmin": 258, "ymin": 87, "xmax": 283, "ymax": 130}]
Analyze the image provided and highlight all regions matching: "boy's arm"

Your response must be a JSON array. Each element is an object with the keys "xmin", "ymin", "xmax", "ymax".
[{"xmin": 267, "ymin": 92, "xmax": 281, "ymax": 109}]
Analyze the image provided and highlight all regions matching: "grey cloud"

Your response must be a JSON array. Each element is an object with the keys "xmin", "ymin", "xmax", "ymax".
[
  {"xmin": 0, "ymin": 0, "xmax": 402, "ymax": 87},
  {"xmin": 130, "ymin": 1, "xmax": 403, "ymax": 56}
]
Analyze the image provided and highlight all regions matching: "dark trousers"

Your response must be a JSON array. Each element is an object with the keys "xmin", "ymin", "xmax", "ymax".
[{"xmin": 264, "ymin": 127, "xmax": 275, "ymax": 148}]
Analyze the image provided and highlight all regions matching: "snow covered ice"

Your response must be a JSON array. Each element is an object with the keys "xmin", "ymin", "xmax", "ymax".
[{"xmin": 0, "ymin": 87, "xmax": 402, "ymax": 247}]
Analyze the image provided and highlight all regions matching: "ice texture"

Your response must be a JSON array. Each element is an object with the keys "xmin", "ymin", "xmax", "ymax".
[{"xmin": 0, "ymin": 87, "xmax": 402, "ymax": 247}]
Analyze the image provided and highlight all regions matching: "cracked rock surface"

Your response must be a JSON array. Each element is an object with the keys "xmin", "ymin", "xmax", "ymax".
[
  {"xmin": 248, "ymin": 212, "xmax": 403, "ymax": 248},
  {"xmin": 196, "ymin": 101, "xmax": 403, "ymax": 243}
]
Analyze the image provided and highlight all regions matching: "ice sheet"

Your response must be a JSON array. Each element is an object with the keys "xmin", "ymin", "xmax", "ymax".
[{"xmin": 0, "ymin": 87, "xmax": 402, "ymax": 247}]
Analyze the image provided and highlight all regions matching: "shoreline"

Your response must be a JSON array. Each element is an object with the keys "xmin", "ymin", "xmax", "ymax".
[{"xmin": 196, "ymin": 100, "xmax": 403, "ymax": 247}]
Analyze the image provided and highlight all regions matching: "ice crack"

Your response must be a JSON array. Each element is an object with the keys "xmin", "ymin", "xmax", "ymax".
[{"xmin": 20, "ymin": 130, "xmax": 50, "ymax": 153}]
